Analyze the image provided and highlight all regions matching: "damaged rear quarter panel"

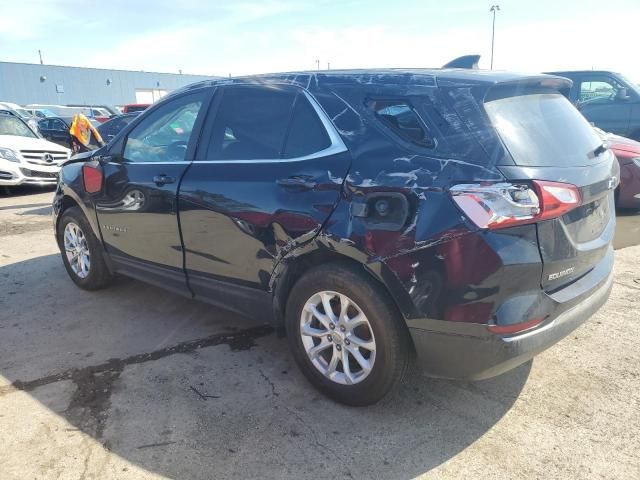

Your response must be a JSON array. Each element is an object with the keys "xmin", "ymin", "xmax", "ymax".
[{"xmin": 292, "ymin": 81, "xmax": 534, "ymax": 325}]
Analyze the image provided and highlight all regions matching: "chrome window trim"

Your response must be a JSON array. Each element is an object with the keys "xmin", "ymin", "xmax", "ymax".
[{"xmin": 111, "ymin": 86, "xmax": 349, "ymax": 166}]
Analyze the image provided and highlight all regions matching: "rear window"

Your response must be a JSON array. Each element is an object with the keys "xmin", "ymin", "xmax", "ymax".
[
  {"xmin": 283, "ymin": 95, "xmax": 331, "ymax": 158},
  {"xmin": 485, "ymin": 93, "xmax": 602, "ymax": 167},
  {"xmin": 368, "ymin": 100, "xmax": 435, "ymax": 148},
  {"xmin": 205, "ymin": 86, "xmax": 296, "ymax": 160}
]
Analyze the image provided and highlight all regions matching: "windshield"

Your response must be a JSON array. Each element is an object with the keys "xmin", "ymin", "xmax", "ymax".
[
  {"xmin": 37, "ymin": 108, "xmax": 57, "ymax": 117},
  {"xmin": 14, "ymin": 108, "xmax": 31, "ymax": 119},
  {"xmin": 485, "ymin": 93, "xmax": 602, "ymax": 167},
  {"xmin": 617, "ymin": 74, "xmax": 640, "ymax": 96},
  {"xmin": 0, "ymin": 115, "xmax": 38, "ymax": 138}
]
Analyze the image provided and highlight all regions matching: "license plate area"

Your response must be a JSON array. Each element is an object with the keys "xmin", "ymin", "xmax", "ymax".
[{"xmin": 561, "ymin": 194, "xmax": 610, "ymax": 244}]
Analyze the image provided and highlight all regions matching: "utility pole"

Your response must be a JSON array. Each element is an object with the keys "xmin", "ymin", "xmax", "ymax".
[
  {"xmin": 327, "ymin": 62, "xmax": 330, "ymax": 70},
  {"xmin": 315, "ymin": 59, "xmax": 320, "ymax": 71},
  {"xmin": 38, "ymin": 49, "xmax": 43, "ymax": 65},
  {"xmin": 490, "ymin": 5, "xmax": 500, "ymax": 70}
]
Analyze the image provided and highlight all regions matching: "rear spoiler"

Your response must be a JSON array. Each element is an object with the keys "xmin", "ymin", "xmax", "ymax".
[
  {"xmin": 442, "ymin": 55, "xmax": 481, "ymax": 69},
  {"xmin": 484, "ymin": 76, "xmax": 573, "ymax": 102}
]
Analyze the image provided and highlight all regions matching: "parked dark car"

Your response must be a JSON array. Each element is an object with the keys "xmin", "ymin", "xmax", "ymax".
[
  {"xmin": 548, "ymin": 70, "xmax": 640, "ymax": 140},
  {"xmin": 53, "ymin": 70, "xmax": 617, "ymax": 405},
  {"xmin": 96, "ymin": 112, "xmax": 141, "ymax": 143},
  {"xmin": 39, "ymin": 116, "xmax": 101, "ymax": 148}
]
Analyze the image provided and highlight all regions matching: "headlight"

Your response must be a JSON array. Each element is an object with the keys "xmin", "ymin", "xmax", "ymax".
[
  {"xmin": 0, "ymin": 147, "xmax": 19, "ymax": 163},
  {"xmin": 633, "ymin": 157, "xmax": 640, "ymax": 168}
]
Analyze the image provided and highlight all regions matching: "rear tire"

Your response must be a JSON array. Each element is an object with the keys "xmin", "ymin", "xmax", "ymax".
[
  {"xmin": 57, "ymin": 206, "xmax": 113, "ymax": 290},
  {"xmin": 285, "ymin": 262, "xmax": 412, "ymax": 406}
]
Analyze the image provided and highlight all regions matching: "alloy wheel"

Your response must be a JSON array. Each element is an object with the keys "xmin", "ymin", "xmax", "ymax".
[
  {"xmin": 63, "ymin": 222, "xmax": 91, "ymax": 279},
  {"xmin": 300, "ymin": 291, "xmax": 377, "ymax": 385}
]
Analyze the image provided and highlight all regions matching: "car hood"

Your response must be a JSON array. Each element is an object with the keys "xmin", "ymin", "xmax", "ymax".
[
  {"xmin": 0, "ymin": 135, "xmax": 70, "ymax": 154},
  {"xmin": 607, "ymin": 133, "xmax": 640, "ymax": 156}
]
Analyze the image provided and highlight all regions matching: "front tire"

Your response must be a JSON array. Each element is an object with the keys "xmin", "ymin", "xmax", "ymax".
[
  {"xmin": 285, "ymin": 262, "xmax": 412, "ymax": 406},
  {"xmin": 57, "ymin": 206, "xmax": 113, "ymax": 290}
]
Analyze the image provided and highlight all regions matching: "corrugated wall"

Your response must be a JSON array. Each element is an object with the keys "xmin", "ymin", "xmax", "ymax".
[{"xmin": 0, "ymin": 61, "xmax": 218, "ymax": 105}]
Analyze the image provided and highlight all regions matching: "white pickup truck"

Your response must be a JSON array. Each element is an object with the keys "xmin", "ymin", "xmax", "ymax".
[{"xmin": 0, "ymin": 113, "xmax": 70, "ymax": 187}]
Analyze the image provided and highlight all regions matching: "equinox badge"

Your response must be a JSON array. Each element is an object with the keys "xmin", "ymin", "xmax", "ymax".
[{"xmin": 548, "ymin": 267, "xmax": 575, "ymax": 281}]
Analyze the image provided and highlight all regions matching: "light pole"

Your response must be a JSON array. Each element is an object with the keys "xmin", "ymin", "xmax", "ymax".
[{"xmin": 490, "ymin": 5, "xmax": 500, "ymax": 70}]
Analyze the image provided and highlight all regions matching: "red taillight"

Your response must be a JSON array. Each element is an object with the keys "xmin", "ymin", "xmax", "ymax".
[
  {"xmin": 450, "ymin": 180, "xmax": 581, "ymax": 230},
  {"xmin": 82, "ymin": 164, "xmax": 103, "ymax": 193},
  {"xmin": 488, "ymin": 316, "xmax": 545, "ymax": 334},
  {"xmin": 532, "ymin": 180, "xmax": 581, "ymax": 221}
]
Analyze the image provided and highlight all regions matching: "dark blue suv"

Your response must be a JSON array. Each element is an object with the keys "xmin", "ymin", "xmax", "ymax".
[
  {"xmin": 548, "ymin": 70, "xmax": 640, "ymax": 140},
  {"xmin": 53, "ymin": 69, "xmax": 616, "ymax": 405}
]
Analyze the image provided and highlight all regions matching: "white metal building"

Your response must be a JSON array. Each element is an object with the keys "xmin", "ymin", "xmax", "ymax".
[{"xmin": 0, "ymin": 61, "xmax": 218, "ymax": 106}]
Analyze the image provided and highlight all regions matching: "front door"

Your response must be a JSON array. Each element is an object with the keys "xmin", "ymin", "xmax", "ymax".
[
  {"xmin": 178, "ymin": 84, "xmax": 351, "ymax": 317},
  {"xmin": 576, "ymin": 75, "xmax": 633, "ymax": 135},
  {"xmin": 95, "ymin": 89, "xmax": 210, "ymax": 294}
]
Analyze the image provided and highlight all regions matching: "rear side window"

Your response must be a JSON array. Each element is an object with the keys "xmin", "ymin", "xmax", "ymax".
[
  {"xmin": 206, "ymin": 86, "xmax": 296, "ymax": 160},
  {"xmin": 283, "ymin": 95, "xmax": 331, "ymax": 158},
  {"xmin": 485, "ymin": 93, "xmax": 602, "ymax": 167},
  {"xmin": 368, "ymin": 100, "xmax": 435, "ymax": 148}
]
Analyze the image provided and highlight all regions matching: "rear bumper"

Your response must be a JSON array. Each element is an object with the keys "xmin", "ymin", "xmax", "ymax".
[{"xmin": 409, "ymin": 264, "xmax": 613, "ymax": 380}]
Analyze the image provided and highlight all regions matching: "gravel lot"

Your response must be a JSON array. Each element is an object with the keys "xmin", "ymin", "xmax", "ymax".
[{"xmin": 1, "ymin": 186, "xmax": 639, "ymax": 480}]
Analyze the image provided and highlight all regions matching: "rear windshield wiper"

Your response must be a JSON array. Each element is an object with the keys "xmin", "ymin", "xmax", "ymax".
[{"xmin": 590, "ymin": 143, "xmax": 609, "ymax": 158}]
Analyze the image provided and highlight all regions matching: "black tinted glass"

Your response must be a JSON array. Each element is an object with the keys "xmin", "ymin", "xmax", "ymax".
[
  {"xmin": 283, "ymin": 95, "xmax": 331, "ymax": 158},
  {"xmin": 369, "ymin": 99, "xmax": 435, "ymax": 148},
  {"xmin": 206, "ymin": 86, "xmax": 296, "ymax": 160}
]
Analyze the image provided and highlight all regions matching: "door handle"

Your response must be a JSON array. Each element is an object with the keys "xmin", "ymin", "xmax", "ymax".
[
  {"xmin": 153, "ymin": 175, "xmax": 176, "ymax": 186},
  {"xmin": 277, "ymin": 176, "xmax": 317, "ymax": 190}
]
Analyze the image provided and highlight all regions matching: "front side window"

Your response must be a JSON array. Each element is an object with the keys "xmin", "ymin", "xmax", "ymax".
[
  {"xmin": 0, "ymin": 115, "xmax": 37, "ymax": 138},
  {"xmin": 123, "ymin": 92, "xmax": 204, "ymax": 163},
  {"xmin": 52, "ymin": 120, "xmax": 67, "ymax": 131},
  {"xmin": 205, "ymin": 86, "xmax": 296, "ymax": 160},
  {"xmin": 368, "ymin": 99, "xmax": 435, "ymax": 148},
  {"xmin": 578, "ymin": 78, "xmax": 623, "ymax": 104}
]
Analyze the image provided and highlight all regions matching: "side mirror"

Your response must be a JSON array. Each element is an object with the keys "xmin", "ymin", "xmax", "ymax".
[{"xmin": 615, "ymin": 87, "xmax": 630, "ymax": 101}]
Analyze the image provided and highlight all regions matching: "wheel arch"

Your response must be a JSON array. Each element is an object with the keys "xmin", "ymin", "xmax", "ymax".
[
  {"xmin": 270, "ymin": 239, "xmax": 417, "ymax": 330},
  {"xmin": 54, "ymin": 189, "xmax": 114, "ymax": 274}
]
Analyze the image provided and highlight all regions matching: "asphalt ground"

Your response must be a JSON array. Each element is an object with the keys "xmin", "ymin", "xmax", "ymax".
[{"xmin": 1, "ymin": 185, "xmax": 639, "ymax": 479}]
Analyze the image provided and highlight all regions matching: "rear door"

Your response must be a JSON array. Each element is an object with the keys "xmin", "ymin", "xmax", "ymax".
[
  {"xmin": 178, "ymin": 84, "xmax": 351, "ymax": 316},
  {"xmin": 95, "ymin": 89, "xmax": 210, "ymax": 294},
  {"xmin": 485, "ymin": 90, "xmax": 618, "ymax": 292}
]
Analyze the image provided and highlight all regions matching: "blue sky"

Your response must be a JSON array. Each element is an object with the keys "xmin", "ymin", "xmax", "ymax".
[{"xmin": 2, "ymin": 0, "xmax": 639, "ymax": 81}]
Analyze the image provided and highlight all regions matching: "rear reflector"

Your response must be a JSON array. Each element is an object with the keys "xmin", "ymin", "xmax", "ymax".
[
  {"xmin": 488, "ymin": 316, "xmax": 545, "ymax": 334},
  {"xmin": 82, "ymin": 165, "xmax": 103, "ymax": 193},
  {"xmin": 450, "ymin": 180, "xmax": 581, "ymax": 229}
]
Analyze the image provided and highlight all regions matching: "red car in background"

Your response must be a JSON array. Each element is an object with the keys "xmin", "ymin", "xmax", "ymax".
[
  {"xmin": 122, "ymin": 104, "xmax": 150, "ymax": 113},
  {"xmin": 601, "ymin": 130, "xmax": 640, "ymax": 209}
]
